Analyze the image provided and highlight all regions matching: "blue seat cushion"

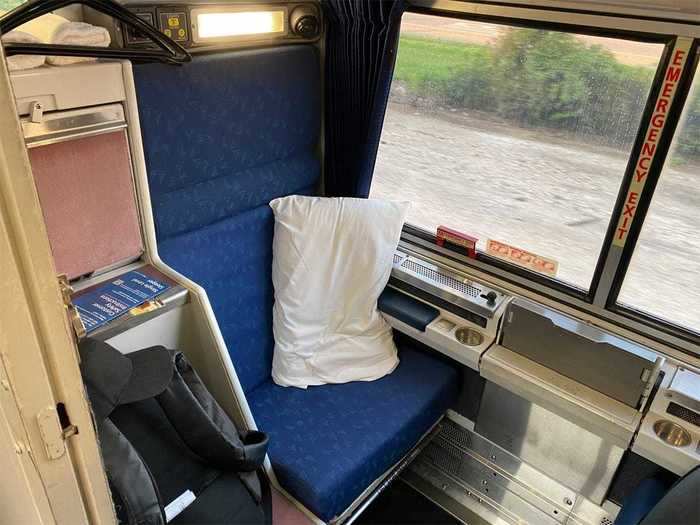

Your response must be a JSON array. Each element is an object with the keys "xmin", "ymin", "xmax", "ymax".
[
  {"xmin": 135, "ymin": 46, "xmax": 321, "ymax": 394},
  {"xmin": 247, "ymin": 346, "xmax": 459, "ymax": 521}
]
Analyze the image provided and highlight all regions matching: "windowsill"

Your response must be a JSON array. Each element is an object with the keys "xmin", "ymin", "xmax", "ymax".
[
  {"xmin": 399, "ymin": 226, "xmax": 700, "ymax": 361},
  {"xmin": 402, "ymin": 223, "xmax": 590, "ymax": 300}
]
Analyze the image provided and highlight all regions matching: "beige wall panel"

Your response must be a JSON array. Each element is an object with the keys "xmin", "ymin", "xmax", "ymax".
[{"xmin": 0, "ymin": 43, "xmax": 114, "ymax": 524}]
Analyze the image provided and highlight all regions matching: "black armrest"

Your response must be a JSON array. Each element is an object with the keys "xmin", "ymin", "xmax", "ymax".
[{"xmin": 378, "ymin": 287, "xmax": 439, "ymax": 332}]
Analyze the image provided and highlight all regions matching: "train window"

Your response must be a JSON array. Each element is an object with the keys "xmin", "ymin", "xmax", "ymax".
[
  {"xmin": 617, "ymin": 69, "xmax": 699, "ymax": 333},
  {"xmin": 0, "ymin": 1, "xmax": 25, "ymax": 12},
  {"xmin": 371, "ymin": 13, "xmax": 664, "ymax": 291}
]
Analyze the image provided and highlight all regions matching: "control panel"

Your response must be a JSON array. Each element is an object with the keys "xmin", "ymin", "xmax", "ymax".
[
  {"xmin": 391, "ymin": 251, "xmax": 508, "ymax": 328},
  {"xmin": 634, "ymin": 364, "xmax": 700, "ymax": 475},
  {"xmin": 381, "ymin": 250, "xmax": 511, "ymax": 371},
  {"xmin": 123, "ymin": 6, "xmax": 189, "ymax": 46},
  {"xmin": 111, "ymin": 3, "xmax": 321, "ymax": 49}
]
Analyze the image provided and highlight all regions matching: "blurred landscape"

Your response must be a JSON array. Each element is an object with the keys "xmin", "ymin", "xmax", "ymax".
[{"xmin": 372, "ymin": 14, "xmax": 699, "ymax": 331}]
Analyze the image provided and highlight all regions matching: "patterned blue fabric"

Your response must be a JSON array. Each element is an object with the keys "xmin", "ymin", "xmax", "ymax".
[
  {"xmin": 136, "ymin": 45, "xmax": 460, "ymax": 521},
  {"xmin": 159, "ymin": 205, "xmax": 275, "ymax": 393},
  {"xmin": 134, "ymin": 46, "xmax": 321, "ymax": 240},
  {"xmin": 134, "ymin": 47, "xmax": 321, "ymax": 393},
  {"xmin": 248, "ymin": 346, "xmax": 459, "ymax": 521}
]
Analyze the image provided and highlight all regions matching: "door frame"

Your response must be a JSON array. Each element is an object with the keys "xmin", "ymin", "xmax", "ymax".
[{"xmin": 0, "ymin": 43, "xmax": 114, "ymax": 525}]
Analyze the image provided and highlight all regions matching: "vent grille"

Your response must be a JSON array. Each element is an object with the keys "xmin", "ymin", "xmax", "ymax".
[
  {"xmin": 667, "ymin": 402, "xmax": 700, "ymax": 428},
  {"xmin": 400, "ymin": 259, "xmax": 481, "ymax": 297},
  {"xmin": 441, "ymin": 419, "xmax": 473, "ymax": 450},
  {"xmin": 393, "ymin": 253, "xmax": 402, "ymax": 265},
  {"xmin": 424, "ymin": 440, "xmax": 463, "ymax": 478},
  {"xmin": 600, "ymin": 517, "xmax": 614, "ymax": 525}
]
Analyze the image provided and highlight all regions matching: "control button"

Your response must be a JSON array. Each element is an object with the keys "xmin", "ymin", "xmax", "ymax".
[
  {"xmin": 485, "ymin": 291, "xmax": 498, "ymax": 305},
  {"xmin": 125, "ymin": 11, "xmax": 155, "ymax": 44},
  {"xmin": 177, "ymin": 28, "xmax": 186, "ymax": 38},
  {"xmin": 163, "ymin": 28, "xmax": 172, "ymax": 38},
  {"xmin": 168, "ymin": 16, "xmax": 180, "ymax": 28}
]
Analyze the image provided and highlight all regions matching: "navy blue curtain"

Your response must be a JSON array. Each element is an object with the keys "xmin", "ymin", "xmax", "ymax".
[{"xmin": 323, "ymin": 0, "xmax": 405, "ymax": 197}]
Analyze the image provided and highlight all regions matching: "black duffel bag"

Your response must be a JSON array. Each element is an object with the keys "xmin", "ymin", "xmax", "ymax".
[{"xmin": 78, "ymin": 338, "xmax": 271, "ymax": 525}]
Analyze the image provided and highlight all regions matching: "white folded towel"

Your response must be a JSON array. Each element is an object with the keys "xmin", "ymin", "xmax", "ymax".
[
  {"xmin": 1, "ymin": 30, "xmax": 46, "ymax": 71},
  {"xmin": 47, "ymin": 21, "xmax": 111, "ymax": 66},
  {"xmin": 16, "ymin": 13, "xmax": 69, "ymax": 43}
]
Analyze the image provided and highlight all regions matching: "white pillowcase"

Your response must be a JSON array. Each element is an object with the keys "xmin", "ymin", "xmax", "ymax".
[{"xmin": 269, "ymin": 195, "xmax": 409, "ymax": 388}]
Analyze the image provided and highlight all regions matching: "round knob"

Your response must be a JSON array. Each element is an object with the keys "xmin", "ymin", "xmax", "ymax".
[
  {"xmin": 295, "ymin": 15, "xmax": 319, "ymax": 38},
  {"xmin": 485, "ymin": 291, "xmax": 498, "ymax": 305},
  {"xmin": 290, "ymin": 7, "xmax": 320, "ymax": 39}
]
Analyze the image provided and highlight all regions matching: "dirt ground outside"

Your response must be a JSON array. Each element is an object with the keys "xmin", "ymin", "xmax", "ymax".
[{"xmin": 371, "ymin": 100, "xmax": 699, "ymax": 332}]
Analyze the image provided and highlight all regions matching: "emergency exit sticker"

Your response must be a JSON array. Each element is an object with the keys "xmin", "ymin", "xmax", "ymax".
[
  {"xmin": 73, "ymin": 270, "xmax": 170, "ymax": 333},
  {"xmin": 613, "ymin": 39, "xmax": 691, "ymax": 247},
  {"xmin": 486, "ymin": 239, "xmax": 558, "ymax": 277}
]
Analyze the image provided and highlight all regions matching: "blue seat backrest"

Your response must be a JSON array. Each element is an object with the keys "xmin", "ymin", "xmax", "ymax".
[{"xmin": 134, "ymin": 46, "xmax": 321, "ymax": 393}]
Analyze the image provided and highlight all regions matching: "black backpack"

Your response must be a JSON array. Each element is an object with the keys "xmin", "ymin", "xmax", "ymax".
[{"xmin": 78, "ymin": 339, "xmax": 271, "ymax": 525}]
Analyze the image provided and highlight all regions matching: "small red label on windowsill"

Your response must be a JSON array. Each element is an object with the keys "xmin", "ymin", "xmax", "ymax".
[{"xmin": 436, "ymin": 226, "xmax": 478, "ymax": 258}]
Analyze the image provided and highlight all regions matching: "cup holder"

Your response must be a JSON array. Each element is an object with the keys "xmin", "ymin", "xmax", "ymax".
[
  {"xmin": 455, "ymin": 327, "xmax": 484, "ymax": 347},
  {"xmin": 653, "ymin": 419, "xmax": 691, "ymax": 448}
]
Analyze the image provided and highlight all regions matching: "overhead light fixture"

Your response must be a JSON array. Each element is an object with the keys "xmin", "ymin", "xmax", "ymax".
[{"xmin": 192, "ymin": 8, "xmax": 286, "ymax": 42}]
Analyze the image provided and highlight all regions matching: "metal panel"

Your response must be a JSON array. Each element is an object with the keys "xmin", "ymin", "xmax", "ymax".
[
  {"xmin": 476, "ymin": 382, "xmax": 625, "ymax": 504},
  {"xmin": 502, "ymin": 298, "xmax": 659, "ymax": 408},
  {"xmin": 425, "ymin": 439, "xmax": 567, "ymax": 523},
  {"xmin": 669, "ymin": 368, "xmax": 700, "ymax": 413},
  {"xmin": 22, "ymin": 104, "xmax": 126, "ymax": 147},
  {"xmin": 392, "ymin": 254, "xmax": 507, "ymax": 319},
  {"xmin": 480, "ymin": 344, "xmax": 641, "ymax": 448},
  {"xmin": 402, "ymin": 465, "xmax": 509, "ymax": 525},
  {"xmin": 440, "ymin": 419, "xmax": 578, "ymax": 510},
  {"xmin": 411, "ymin": 458, "xmax": 558, "ymax": 525},
  {"xmin": 409, "ymin": 0, "xmax": 700, "ymax": 36},
  {"xmin": 404, "ymin": 418, "xmax": 615, "ymax": 524},
  {"xmin": 10, "ymin": 61, "xmax": 126, "ymax": 115}
]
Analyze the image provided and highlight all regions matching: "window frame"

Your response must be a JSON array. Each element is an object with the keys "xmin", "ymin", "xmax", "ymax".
[
  {"xmin": 606, "ymin": 41, "xmax": 700, "ymax": 342},
  {"xmin": 382, "ymin": 4, "xmax": 700, "ymax": 358},
  {"xmin": 0, "ymin": 0, "xmax": 27, "ymax": 13}
]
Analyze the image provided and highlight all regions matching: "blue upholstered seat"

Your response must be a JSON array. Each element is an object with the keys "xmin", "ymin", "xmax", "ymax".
[
  {"xmin": 135, "ymin": 46, "xmax": 460, "ymax": 522},
  {"xmin": 248, "ymin": 346, "xmax": 458, "ymax": 521},
  {"xmin": 135, "ymin": 46, "xmax": 321, "ymax": 395}
]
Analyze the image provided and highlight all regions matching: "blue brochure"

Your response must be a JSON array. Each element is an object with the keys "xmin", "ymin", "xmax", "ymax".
[{"xmin": 73, "ymin": 270, "xmax": 170, "ymax": 333}]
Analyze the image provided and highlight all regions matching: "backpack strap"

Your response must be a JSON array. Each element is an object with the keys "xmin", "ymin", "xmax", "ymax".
[
  {"xmin": 156, "ymin": 352, "xmax": 269, "ymax": 501},
  {"xmin": 98, "ymin": 418, "xmax": 165, "ymax": 525}
]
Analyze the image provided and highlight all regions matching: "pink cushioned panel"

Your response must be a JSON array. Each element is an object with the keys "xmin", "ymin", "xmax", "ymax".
[{"xmin": 29, "ymin": 131, "xmax": 143, "ymax": 279}]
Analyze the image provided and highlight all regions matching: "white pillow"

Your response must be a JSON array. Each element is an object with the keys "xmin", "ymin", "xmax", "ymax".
[{"xmin": 269, "ymin": 196, "xmax": 409, "ymax": 388}]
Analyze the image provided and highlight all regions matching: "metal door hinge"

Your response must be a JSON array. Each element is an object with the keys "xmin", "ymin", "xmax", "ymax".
[
  {"xmin": 37, "ymin": 404, "xmax": 79, "ymax": 461},
  {"xmin": 37, "ymin": 406, "xmax": 67, "ymax": 460},
  {"xmin": 58, "ymin": 275, "xmax": 86, "ymax": 340}
]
